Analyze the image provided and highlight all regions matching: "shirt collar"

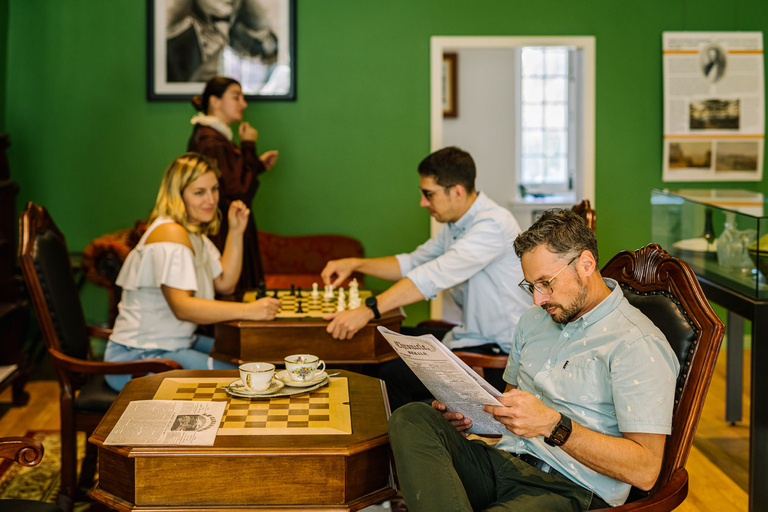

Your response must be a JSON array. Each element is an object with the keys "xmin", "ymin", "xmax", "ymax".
[
  {"xmin": 448, "ymin": 191, "xmax": 486, "ymax": 233},
  {"xmin": 574, "ymin": 278, "xmax": 623, "ymax": 326},
  {"xmin": 190, "ymin": 113, "xmax": 233, "ymax": 141}
]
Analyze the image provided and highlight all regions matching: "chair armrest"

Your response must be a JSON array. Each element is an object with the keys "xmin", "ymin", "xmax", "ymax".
[
  {"xmin": 0, "ymin": 436, "xmax": 44, "ymax": 466},
  {"xmin": 87, "ymin": 324, "xmax": 112, "ymax": 340},
  {"xmin": 454, "ymin": 352, "xmax": 509, "ymax": 370},
  {"xmin": 48, "ymin": 347, "xmax": 182, "ymax": 376},
  {"xmin": 417, "ymin": 319, "xmax": 459, "ymax": 330},
  {"xmin": 590, "ymin": 469, "xmax": 688, "ymax": 511}
]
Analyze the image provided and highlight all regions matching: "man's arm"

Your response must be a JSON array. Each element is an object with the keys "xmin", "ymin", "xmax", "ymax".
[
  {"xmin": 321, "ymin": 256, "xmax": 402, "ymax": 289},
  {"xmin": 484, "ymin": 389, "xmax": 665, "ymax": 491},
  {"xmin": 324, "ymin": 277, "xmax": 424, "ymax": 339}
]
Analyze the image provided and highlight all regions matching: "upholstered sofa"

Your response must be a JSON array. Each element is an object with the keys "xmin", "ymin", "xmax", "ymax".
[{"xmin": 81, "ymin": 223, "xmax": 365, "ymax": 326}]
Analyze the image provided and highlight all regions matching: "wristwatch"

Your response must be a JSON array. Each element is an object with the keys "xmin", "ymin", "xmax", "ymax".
[
  {"xmin": 365, "ymin": 296, "xmax": 381, "ymax": 319},
  {"xmin": 544, "ymin": 413, "xmax": 572, "ymax": 447}
]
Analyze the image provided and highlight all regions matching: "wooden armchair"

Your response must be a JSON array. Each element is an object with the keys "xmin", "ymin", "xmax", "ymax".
[
  {"xmin": 590, "ymin": 243, "xmax": 724, "ymax": 510},
  {"xmin": 0, "ymin": 437, "xmax": 63, "ymax": 511},
  {"xmin": 18, "ymin": 203, "xmax": 182, "ymax": 512}
]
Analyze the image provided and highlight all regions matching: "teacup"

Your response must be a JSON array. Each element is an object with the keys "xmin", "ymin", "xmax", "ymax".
[
  {"xmin": 284, "ymin": 354, "xmax": 326, "ymax": 382},
  {"xmin": 239, "ymin": 362, "xmax": 276, "ymax": 391}
]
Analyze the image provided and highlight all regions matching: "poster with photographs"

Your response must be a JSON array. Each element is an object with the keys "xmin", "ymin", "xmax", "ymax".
[
  {"xmin": 662, "ymin": 32, "xmax": 764, "ymax": 181},
  {"xmin": 148, "ymin": 0, "xmax": 296, "ymax": 101}
]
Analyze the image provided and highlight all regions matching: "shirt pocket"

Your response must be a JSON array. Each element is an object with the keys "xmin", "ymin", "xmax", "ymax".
[{"xmin": 553, "ymin": 356, "xmax": 611, "ymax": 406}]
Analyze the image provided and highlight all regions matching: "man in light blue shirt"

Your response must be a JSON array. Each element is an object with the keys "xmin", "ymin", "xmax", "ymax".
[
  {"xmin": 321, "ymin": 147, "xmax": 529, "ymax": 406},
  {"xmin": 389, "ymin": 209, "xmax": 680, "ymax": 510}
]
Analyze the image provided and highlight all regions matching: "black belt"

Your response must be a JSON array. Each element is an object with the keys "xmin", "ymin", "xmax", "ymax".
[{"xmin": 516, "ymin": 453, "xmax": 556, "ymax": 475}]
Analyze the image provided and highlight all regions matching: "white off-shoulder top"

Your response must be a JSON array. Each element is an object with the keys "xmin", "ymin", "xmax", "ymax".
[{"xmin": 109, "ymin": 217, "xmax": 223, "ymax": 351}]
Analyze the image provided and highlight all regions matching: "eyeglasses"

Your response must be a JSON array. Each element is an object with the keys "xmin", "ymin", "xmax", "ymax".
[
  {"xmin": 518, "ymin": 256, "xmax": 578, "ymax": 297},
  {"xmin": 421, "ymin": 185, "xmax": 453, "ymax": 200}
]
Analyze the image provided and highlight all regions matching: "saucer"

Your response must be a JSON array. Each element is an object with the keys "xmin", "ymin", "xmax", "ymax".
[
  {"xmin": 275, "ymin": 370, "xmax": 329, "ymax": 387},
  {"xmin": 225, "ymin": 378, "xmax": 284, "ymax": 396}
]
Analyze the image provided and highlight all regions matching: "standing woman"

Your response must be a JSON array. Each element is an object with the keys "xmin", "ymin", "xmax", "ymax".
[
  {"xmin": 188, "ymin": 76, "xmax": 278, "ymax": 292},
  {"xmin": 104, "ymin": 153, "xmax": 281, "ymax": 391}
]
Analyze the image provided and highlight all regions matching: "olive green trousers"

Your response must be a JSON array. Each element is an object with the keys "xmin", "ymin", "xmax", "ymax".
[{"xmin": 388, "ymin": 402, "xmax": 611, "ymax": 512}]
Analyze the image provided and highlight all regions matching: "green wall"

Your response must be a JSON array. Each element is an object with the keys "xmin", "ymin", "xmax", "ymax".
[{"xmin": 4, "ymin": 0, "xmax": 768, "ymax": 325}]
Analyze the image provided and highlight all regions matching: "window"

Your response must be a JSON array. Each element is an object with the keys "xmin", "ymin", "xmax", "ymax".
[{"xmin": 518, "ymin": 46, "xmax": 581, "ymax": 198}]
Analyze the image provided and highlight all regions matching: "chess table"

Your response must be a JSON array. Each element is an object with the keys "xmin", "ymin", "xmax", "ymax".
[
  {"xmin": 89, "ymin": 369, "xmax": 395, "ymax": 511},
  {"xmin": 213, "ymin": 289, "xmax": 405, "ymax": 365}
]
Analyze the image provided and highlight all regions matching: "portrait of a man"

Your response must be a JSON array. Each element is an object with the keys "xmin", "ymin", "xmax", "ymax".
[
  {"xmin": 701, "ymin": 44, "xmax": 726, "ymax": 83},
  {"xmin": 151, "ymin": 0, "xmax": 294, "ymax": 99}
]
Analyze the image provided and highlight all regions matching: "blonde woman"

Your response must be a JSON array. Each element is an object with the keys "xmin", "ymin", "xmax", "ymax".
[{"xmin": 104, "ymin": 152, "xmax": 280, "ymax": 391}]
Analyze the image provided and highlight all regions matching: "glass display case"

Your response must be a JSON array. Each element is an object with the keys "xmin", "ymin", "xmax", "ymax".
[{"xmin": 651, "ymin": 188, "xmax": 768, "ymax": 299}]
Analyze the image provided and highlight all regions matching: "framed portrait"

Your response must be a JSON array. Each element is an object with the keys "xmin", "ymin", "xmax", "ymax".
[
  {"xmin": 442, "ymin": 52, "xmax": 458, "ymax": 118},
  {"xmin": 147, "ymin": 0, "xmax": 296, "ymax": 101}
]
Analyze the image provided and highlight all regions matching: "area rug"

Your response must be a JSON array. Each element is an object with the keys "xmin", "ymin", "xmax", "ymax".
[{"xmin": 0, "ymin": 430, "xmax": 102, "ymax": 511}]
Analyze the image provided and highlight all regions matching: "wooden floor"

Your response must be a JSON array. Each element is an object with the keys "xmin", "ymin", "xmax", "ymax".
[{"xmin": 0, "ymin": 349, "xmax": 751, "ymax": 511}]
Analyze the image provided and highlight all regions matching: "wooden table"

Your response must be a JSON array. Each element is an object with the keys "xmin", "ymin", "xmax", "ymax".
[
  {"xmin": 213, "ymin": 308, "xmax": 405, "ymax": 365},
  {"xmin": 89, "ymin": 369, "xmax": 395, "ymax": 511}
]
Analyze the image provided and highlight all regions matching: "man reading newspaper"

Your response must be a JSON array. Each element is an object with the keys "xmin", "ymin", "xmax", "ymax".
[{"xmin": 388, "ymin": 209, "xmax": 680, "ymax": 510}]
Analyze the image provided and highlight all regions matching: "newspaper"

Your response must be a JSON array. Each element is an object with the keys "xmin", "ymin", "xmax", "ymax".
[
  {"xmin": 378, "ymin": 326, "xmax": 508, "ymax": 435},
  {"xmin": 662, "ymin": 31, "xmax": 764, "ymax": 182},
  {"xmin": 104, "ymin": 400, "xmax": 226, "ymax": 446}
]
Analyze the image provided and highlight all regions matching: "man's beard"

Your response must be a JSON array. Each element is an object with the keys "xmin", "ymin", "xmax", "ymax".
[{"xmin": 542, "ymin": 281, "xmax": 588, "ymax": 324}]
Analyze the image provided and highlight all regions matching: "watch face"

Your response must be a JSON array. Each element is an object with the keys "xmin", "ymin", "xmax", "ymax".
[{"xmin": 365, "ymin": 296, "xmax": 376, "ymax": 307}]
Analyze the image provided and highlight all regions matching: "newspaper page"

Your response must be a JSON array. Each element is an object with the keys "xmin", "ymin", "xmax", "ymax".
[
  {"xmin": 663, "ymin": 31, "xmax": 764, "ymax": 182},
  {"xmin": 104, "ymin": 400, "xmax": 225, "ymax": 446},
  {"xmin": 378, "ymin": 326, "xmax": 508, "ymax": 435}
]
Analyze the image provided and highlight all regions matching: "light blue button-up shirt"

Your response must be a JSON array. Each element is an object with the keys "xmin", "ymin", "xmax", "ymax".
[
  {"xmin": 395, "ymin": 192, "xmax": 530, "ymax": 353},
  {"xmin": 496, "ymin": 278, "xmax": 680, "ymax": 506}
]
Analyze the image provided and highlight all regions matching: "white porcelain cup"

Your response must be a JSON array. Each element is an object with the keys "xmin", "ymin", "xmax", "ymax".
[
  {"xmin": 239, "ymin": 362, "xmax": 275, "ymax": 391},
  {"xmin": 284, "ymin": 354, "xmax": 326, "ymax": 382}
]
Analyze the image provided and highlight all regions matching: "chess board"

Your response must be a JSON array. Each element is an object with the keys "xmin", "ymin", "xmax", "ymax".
[
  {"xmin": 153, "ymin": 377, "xmax": 352, "ymax": 435},
  {"xmin": 243, "ymin": 288, "xmax": 373, "ymax": 318}
]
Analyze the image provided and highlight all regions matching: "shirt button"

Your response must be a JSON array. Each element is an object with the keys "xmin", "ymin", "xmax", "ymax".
[
  {"xmin": 519, "ymin": 441, "xmax": 525, "ymax": 446},
  {"xmin": 564, "ymin": 332, "xmax": 569, "ymax": 338}
]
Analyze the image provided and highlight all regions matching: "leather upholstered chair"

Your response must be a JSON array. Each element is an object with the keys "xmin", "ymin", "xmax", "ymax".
[
  {"xmin": 18, "ymin": 203, "xmax": 182, "ymax": 512},
  {"xmin": 0, "ymin": 437, "xmax": 63, "ymax": 511},
  {"xmin": 590, "ymin": 243, "xmax": 724, "ymax": 510}
]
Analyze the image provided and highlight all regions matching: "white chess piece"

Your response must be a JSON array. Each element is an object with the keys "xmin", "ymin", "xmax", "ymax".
[
  {"xmin": 336, "ymin": 288, "xmax": 346, "ymax": 311},
  {"xmin": 324, "ymin": 284, "xmax": 334, "ymax": 299},
  {"xmin": 349, "ymin": 278, "xmax": 359, "ymax": 293},
  {"xmin": 312, "ymin": 282, "xmax": 319, "ymax": 298},
  {"xmin": 349, "ymin": 296, "xmax": 361, "ymax": 309}
]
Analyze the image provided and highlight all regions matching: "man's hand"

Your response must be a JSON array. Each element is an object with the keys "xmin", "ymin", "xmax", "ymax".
[
  {"xmin": 483, "ymin": 388, "xmax": 560, "ymax": 438},
  {"xmin": 321, "ymin": 258, "xmax": 358, "ymax": 289},
  {"xmin": 323, "ymin": 306, "xmax": 373, "ymax": 339},
  {"xmin": 432, "ymin": 400, "xmax": 472, "ymax": 436}
]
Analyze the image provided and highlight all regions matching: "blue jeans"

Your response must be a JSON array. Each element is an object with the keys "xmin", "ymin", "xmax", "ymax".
[{"xmin": 104, "ymin": 335, "xmax": 237, "ymax": 391}]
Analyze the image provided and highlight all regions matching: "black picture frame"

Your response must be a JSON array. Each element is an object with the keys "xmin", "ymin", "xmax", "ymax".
[{"xmin": 147, "ymin": 0, "xmax": 296, "ymax": 101}]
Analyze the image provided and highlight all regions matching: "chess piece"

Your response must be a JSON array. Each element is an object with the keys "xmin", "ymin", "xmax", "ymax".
[
  {"xmin": 324, "ymin": 284, "xmax": 334, "ymax": 299},
  {"xmin": 296, "ymin": 300, "xmax": 304, "ymax": 314},
  {"xmin": 312, "ymin": 282, "xmax": 319, "ymax": 298},
  {"xmin": 336, "ymin": 288, "xmax": 346, "ymax": 311},
  {"xmin": 290, "ymin": 284, "xmax": 296, "ymax": 296},
  {"xmin": 272, "ymin": 289, "xmax": 279, "ymax": 299},
  {"xmin": 297, "ymin": 286, "xmax": 303, "ymax": 298}
]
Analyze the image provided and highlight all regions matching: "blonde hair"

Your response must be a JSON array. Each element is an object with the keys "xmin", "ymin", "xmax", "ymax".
[{"xmin": 149, "ymin": 152, "xmax": 222, "ymax": 235}]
